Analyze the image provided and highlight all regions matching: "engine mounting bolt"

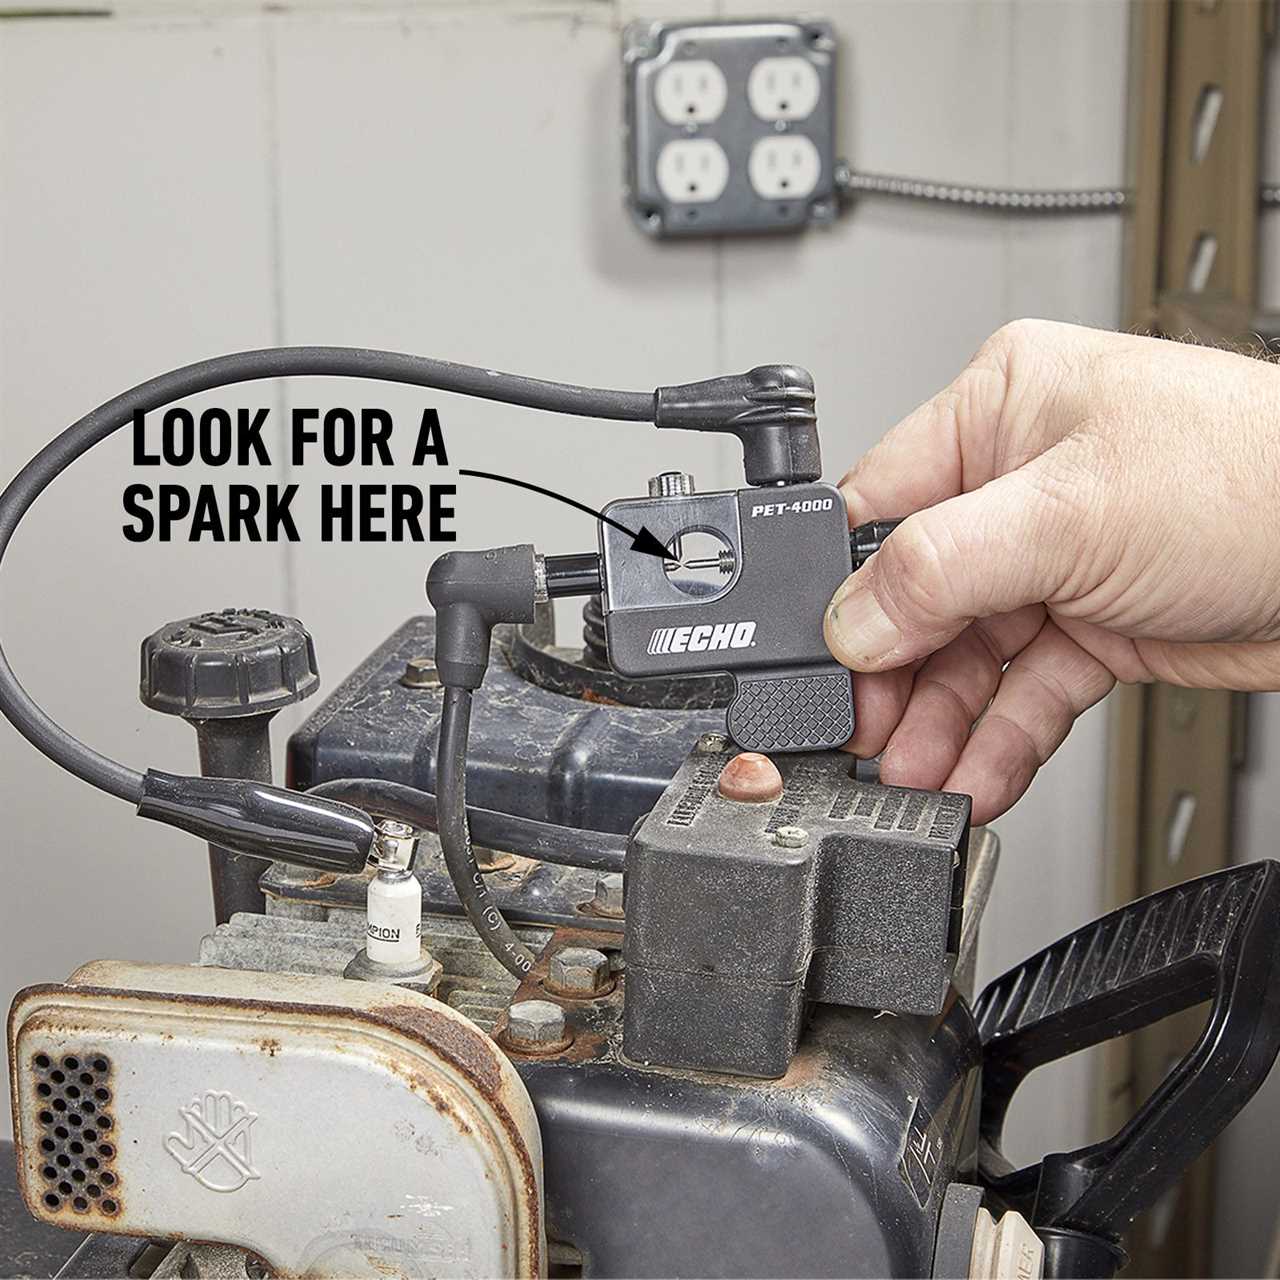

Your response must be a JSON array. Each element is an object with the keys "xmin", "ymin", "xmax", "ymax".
[
  {"xmin": 592, "ymin": 872, "xmax": 625, "ymax": 918},
  {"xmin": 695, "ymin": 732, "xmax": 730, "ymax": 754},
  {"xmin": 548, "ymin": 946, "xmax": 611, "ymax": 996},
  {"xmin": 718, "ymin": 752, "xmax": 784, "ymax": 803},
  {"xmin": 400, "ymin": 655, "xmax": 440, "ymax": 688},
  {"xmin": 773, "ymin": 825, "xmax": 809, "ymax": 849},
  {"xmin": 505, "ymin": 999, "xmax": 567, "ymax": 1049}
]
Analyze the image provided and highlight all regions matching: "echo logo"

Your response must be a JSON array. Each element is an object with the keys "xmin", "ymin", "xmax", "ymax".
[{"xmin": 647, "ymin": 621, "xmax": 756, "ymax": 655}]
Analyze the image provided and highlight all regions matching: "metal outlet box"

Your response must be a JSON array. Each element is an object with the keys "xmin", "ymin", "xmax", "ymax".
[{"xmin": 623, "ymin": 17, "xmax": 839, "ymax": 237}]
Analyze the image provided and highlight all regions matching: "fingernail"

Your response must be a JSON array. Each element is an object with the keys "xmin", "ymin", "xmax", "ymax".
[
  {"xmin": 827, "ymin": 588, "xmax": 901, "ymax": 665},
  {"xmin": 829, "ymin": 573, "xmax": 857, "ymax": 609}
]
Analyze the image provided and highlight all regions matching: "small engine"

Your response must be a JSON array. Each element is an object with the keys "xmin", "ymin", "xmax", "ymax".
[{"xmin": 4, "ymin": 349, "xmax": 1280, "ymax": 1279}]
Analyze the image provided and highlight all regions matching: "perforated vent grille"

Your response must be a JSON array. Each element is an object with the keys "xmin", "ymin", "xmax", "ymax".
[{"xmin": 31, "ymin": 1050, "xmax": 120, "ymax": 1217}]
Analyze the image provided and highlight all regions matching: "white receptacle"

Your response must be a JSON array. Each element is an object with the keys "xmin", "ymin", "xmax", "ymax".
[
  {"xmin": 654, "ymin": 59, "xmax": 728, "ymax": 125},
  {"xmin": 656, "ymin": 139, "xmax": 730, "ymax": 203},
  {"xmin": 747, "ymin": 56, "xmax": 822, "ymax": 122},
  {"xmin": 747, "ymin": 135, "xmax": 821, "ymax": 199}
]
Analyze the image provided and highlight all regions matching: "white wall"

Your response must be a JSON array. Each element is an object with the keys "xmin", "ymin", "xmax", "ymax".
[{"xmin": 0, "ymin": 0, "xmax": 1126, "ymax": 1170}]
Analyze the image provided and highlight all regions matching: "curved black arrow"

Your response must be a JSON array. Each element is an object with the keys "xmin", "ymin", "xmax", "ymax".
[{"xmin": 457, "ymin": 468, "xmax": 673, "ymax": 560}]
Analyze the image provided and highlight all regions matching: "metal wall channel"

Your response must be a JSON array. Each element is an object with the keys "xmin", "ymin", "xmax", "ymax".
[{"xmin": 1110, "ymin": 3, "xmax": 1268, "ymax": 1275}]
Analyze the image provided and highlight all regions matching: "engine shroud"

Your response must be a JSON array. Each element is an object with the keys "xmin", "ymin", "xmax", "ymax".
[{"xmin": 286, "ymin": 614, "xmax": 724, "ymax": 834}]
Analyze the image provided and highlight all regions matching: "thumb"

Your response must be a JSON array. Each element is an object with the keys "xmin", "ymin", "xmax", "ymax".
[{"xmin": 824, "ymin": 464, "xmax": 1081, "ymax": 671}]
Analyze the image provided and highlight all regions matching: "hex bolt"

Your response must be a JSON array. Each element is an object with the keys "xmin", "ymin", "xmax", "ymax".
[
  {"xmin": 505, "ymin": 999, "xmax": 567, "ymax": 1050},
  {"xmin": 592, "ymin": 873, "xmax": 625, "ymax": 919},
  {"xmin": 400, "ymin": 655, "xmax": 440, "ymax": 688},
  {"xmin": 773, "ymin": 825, "xmax": 809, "ymax": 849},
  {"xmin": 548, "ymin": 946, "xmax": 611, "ymax": 996},
  {"xmin": 696, "ymin": 732, "xmax": 731, "ymax": 754}
]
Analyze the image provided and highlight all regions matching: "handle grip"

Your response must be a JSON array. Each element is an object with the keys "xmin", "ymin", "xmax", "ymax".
[
  {"xmin": 974, "ymin": 860, "xmax": 1280, "ymax": 1250},
  {"xmin": 726, "ymin": 664, "xmax": 854, "ymax": 753}
]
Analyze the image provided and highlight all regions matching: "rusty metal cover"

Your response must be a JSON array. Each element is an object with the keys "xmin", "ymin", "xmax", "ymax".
[{"xmin": 8, "ymin": 962, "xmax": 545, "ymax": 1278}]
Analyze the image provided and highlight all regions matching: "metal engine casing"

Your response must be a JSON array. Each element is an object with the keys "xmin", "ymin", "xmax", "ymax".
[
  {"xmin": 275, "ymin": 612, "xmax": 994, "ymax": 1275},
  {"xmin": 7, "ymin": 614, "xmax": 995, "ymax": 1278},
  {"xmin": 8, "ymin": 963, "xmax": 545, "ymax": 1277},
  {"xmin": 506, "ymin": 927, "xmax": 984, "ymax": 1278}
]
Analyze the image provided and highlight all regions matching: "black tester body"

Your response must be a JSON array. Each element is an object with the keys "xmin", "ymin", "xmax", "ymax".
[{"xmin": 599, "ymin": 479, "xmax": 855, "ymax": 752}]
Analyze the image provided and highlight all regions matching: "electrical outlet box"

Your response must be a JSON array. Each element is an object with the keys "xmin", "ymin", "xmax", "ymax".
[{"xmin": 623, "ymin": 17, "xmax": 838, "ymax": 237}]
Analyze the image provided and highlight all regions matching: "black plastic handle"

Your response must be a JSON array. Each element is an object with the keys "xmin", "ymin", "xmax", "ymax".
[{"xmin": 974, "ymin": 860, "xmax": 1280, "ymax": 1252}]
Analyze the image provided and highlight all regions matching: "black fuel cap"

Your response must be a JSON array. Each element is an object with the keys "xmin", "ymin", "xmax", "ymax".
[{"xmin": 140, "ymin": 608, "xmax": 319, "ymax": 719}]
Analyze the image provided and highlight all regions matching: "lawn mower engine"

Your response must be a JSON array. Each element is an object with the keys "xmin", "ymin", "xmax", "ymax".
[
  {"xmin": 6, "ymin": 354, "xmax": 1280, "ymax": 1280},
  {"xmin": 10, "ymin": 596, "xmax": 1280, "ymax": 1280}
]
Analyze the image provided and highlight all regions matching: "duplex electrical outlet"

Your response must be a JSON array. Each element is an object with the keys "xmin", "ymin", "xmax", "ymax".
[
  {"xmin": 749, "ymin": 136, "xmax": 822, "ymax": 199},
  {"xmin": 654, "ymin": 59, "xmax": 728, "ymax": 125},
  {"xmin": 623, "ymin": 17, "xmax": 839, "ymax": 237},
  {"xmin": 657, "ymin": 138, "xmax": 731, "ymax": 203},
  {"xmin": 747, "ymin": 56, "xmax": 822, "ymax": 121}
]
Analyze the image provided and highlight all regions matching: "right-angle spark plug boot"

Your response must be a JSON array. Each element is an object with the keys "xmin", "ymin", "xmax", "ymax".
[
  {"xmin": 425, "ymin": 544, "xmax": 539, "ymax": 689},
  {"xmin": 653, "ymin": 365, "xmax": 821, "ymax": 487}
]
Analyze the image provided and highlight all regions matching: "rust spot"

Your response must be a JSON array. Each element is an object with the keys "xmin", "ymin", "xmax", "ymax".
[
  {"xmin": 493, "ymin": 925, "xmax": 621, "ymax": 1065},
  {"xmin": 581, "ymin": 688, "xmax": 623, "ymax": 706},
  {"xmin": 544, "ymin": 1025, "xmax": 609, "ymax": 1065},
  {"xmin": 12, "ymin": 980, "xmax": 544, "ymax": 1276},
  {"xmin": 259, "ymin": 1038, "xmax": 282, "ymax": 1057},
  {"xmin": 292, "ymin": 871, "xmax": 338, "ymax": 889},
  {"xmin": 374, "ymin": 1004, "xmax": 503, "ymax": 1098}
]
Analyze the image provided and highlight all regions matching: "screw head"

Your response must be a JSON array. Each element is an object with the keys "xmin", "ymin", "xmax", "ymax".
[
  {"xmin": 505, "ymin": 999, "xmax": 567, "ymax": 1049},
  {"xmin": 773, "ymin": 825, "xmax": 809, "ymax": 849},
  {"xmin": 647, "ymin": 471, "xmax": 696, "ymax": 498},
  {"xmin": 696, "ymin": 732, "xmax": 730, "ymax": 754},
  {"xmin": 592, "ymin": 873, "xmax": 625, "ymax": 919},
  {"xmin": 548, "ymin": 947, "xmax": 611, "ymax": 996},
  {"xmin": 400, "ymin": 656, "xmax": 440, "ymax": 688}
]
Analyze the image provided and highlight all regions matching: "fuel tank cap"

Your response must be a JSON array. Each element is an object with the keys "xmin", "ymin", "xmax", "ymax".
[{"xmin": 140, "ymin": 608, "xmax": 319, "ymax": 719}]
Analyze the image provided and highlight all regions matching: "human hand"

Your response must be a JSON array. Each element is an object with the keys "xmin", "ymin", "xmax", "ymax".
[{"xmin": 824, "ymin": 319, "xmax": 1280, "ymax": 823}]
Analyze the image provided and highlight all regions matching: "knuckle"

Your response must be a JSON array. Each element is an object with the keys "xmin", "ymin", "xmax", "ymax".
[
  {"xmin": 837, "ymin": 474, "xmax": 873, "ymax": 524},
  {"xmin": 881, "ymin": 517, "xmax": 968, "ymax": 625},
  {"xmin": 982, "ymin": 317, "xmax": 1052, "ymax": 365}
]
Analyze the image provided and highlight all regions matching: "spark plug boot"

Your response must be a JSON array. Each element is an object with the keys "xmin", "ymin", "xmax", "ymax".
[
  {"xmin": 654, "ymin": 365, "xmax": 821, "ymax": 487},
  {"xmin": 425, "ymin": 544, "xmax": 539, "ymax": 689}
]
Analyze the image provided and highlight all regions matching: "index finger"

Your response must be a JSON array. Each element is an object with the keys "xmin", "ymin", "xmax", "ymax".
[{"xmin": 838, "ymin": 350, "xmax": 1010, "ymax": 526}]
